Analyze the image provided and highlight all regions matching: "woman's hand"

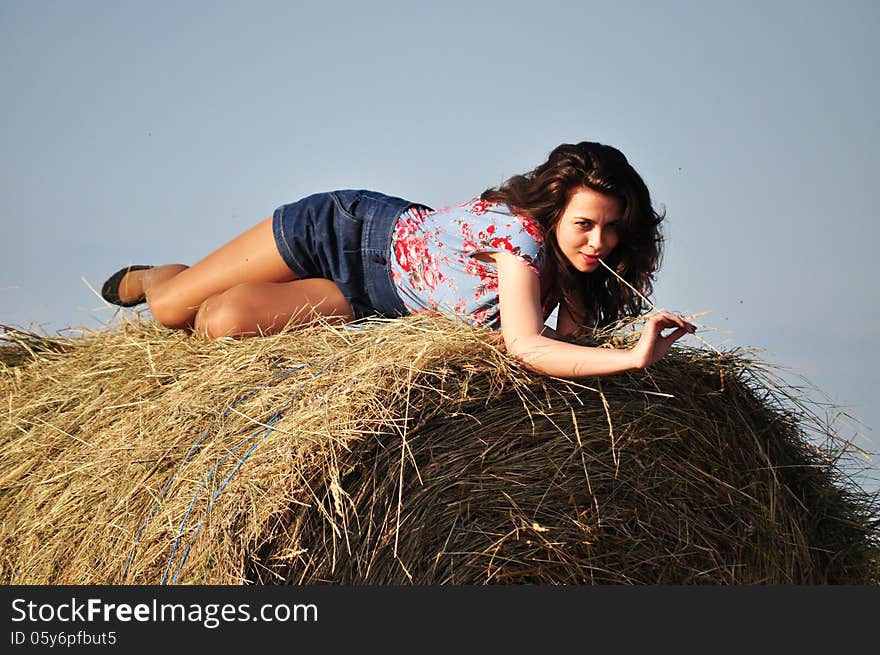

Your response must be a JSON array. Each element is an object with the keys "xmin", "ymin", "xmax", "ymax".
[{"xmin": 629, "ymin": 311, "xmax": 696, "ymax": 369}]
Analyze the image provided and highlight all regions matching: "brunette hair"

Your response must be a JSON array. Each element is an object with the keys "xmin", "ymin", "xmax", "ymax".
[{"xmin": 480, "ymin": 141, "xmax": 664, "ymax": 331}]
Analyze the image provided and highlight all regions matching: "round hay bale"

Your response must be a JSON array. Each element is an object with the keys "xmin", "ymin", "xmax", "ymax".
[{"xmin": 1, "ymin": 317, "xmax": 877, "ymax": 584}]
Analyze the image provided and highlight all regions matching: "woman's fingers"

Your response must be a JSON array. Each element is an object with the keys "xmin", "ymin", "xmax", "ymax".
[
  {"xmin": 650, "ymin": 311, "xmax": 696, "ymax": 334},
  {"xmin": 664, "ymin": 327, "xmax": 688, "ymax": 343},
  {"xmin": 633, "ymin": 312, "xmax": 696, "ymax": 370}
]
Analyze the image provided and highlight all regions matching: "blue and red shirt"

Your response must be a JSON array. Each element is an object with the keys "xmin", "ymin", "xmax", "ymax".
[{"xmin": 389, "ymin": 198, "xmax": 554, "ymax": 330}]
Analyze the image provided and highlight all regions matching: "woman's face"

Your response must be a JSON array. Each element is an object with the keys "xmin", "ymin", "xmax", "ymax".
[{"xmin": 554, "ymin": 186, "xmax": 622, "ymax": 273}]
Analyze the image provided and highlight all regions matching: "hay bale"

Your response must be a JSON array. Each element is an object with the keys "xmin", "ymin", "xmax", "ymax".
[{"xmin": 1, "ymin": 317, "xmax": 877, "ymax": 584}]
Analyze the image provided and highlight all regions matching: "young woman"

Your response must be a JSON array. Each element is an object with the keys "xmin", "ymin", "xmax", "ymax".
[{"xmin": 101, "ymin": 141, "xmax": 696, "ymax": 378}]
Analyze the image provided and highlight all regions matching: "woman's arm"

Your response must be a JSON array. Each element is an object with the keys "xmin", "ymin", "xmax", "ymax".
[{"xmin": 492, "ymin": 253, "xmax": 694, "ymax": 378}]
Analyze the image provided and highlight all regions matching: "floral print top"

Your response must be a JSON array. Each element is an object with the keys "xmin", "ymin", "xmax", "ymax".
[{"xmin": 389, "ymin": 197, "xmax": 552, "ymax": 330}]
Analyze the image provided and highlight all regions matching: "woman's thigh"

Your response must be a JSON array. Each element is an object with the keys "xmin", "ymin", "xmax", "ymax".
[
  {"xmin": 194, "ymin": 278, "xmax": 355, "ymax": 339},
  {"xmin": 148, "ymin": 216, "xmax": 296, "ymax": 327}
]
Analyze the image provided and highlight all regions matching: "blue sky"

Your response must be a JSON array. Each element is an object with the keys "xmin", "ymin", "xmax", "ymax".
[{"xmin": 2, "ymin": 0, "xmax": 878, "ymax": 491}]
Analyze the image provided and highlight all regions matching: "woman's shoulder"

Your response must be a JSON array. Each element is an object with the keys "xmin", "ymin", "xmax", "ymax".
[
  {"xmin": 415, "ymin": 198, "xmax": 542, "ymax": 240},
  {"xmin": 453, "ymin": 198, "xmax": 535, "ymax": 225},
  {"xmin": 413, "ymin": 197, "xmax": 512, "ymax": 222}
]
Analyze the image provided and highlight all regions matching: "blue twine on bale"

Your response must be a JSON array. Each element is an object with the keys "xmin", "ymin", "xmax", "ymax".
[
  {"xmin": 162, "ymin": 409, "xmax": 286, "ymax": 584},
  {"xmin": 126, "ymin": 319, "xmax": 392, "ymax": 583},
  {"xmin": 163, "ymin": 354, "xmax": 343, "ymax": 584},
  {"xmin": 122, "ymin": 364, "xmax": 307, "ymax": 581}
]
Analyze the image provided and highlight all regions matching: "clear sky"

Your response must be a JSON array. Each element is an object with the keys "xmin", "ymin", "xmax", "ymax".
[{"xmin": 2, "ymin": 0, "xmax": 878, "ymax": 491}]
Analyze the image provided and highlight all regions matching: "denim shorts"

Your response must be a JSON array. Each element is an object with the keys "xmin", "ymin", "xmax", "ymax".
[{"xmin": 272, "ymin": 190, "xmax": 432, "ymax": 320}]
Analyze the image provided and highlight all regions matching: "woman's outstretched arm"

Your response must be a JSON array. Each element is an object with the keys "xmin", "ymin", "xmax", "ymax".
[{"xmin": 493, "ymin": 253, "xmax": 695, "ymax": 378}]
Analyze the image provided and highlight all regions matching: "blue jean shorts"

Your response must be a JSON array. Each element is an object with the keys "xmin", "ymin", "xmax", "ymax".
[{"xmin": 272, "ymin": 190, "xmax": 432, "ymax": 320}]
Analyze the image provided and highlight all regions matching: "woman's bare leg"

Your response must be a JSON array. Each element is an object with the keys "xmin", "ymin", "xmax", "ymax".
[
  {"xmin": 116, "ymin": 216, "xmax": 298, "ymax": 329},
  {"xmin": 193, "ymin": 278, "xmax": 356, "ymax": 340}
]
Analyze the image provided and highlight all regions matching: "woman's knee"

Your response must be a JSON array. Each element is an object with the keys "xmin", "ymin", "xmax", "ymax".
[
  {"xmin": 193, "ymin": 286, "xmax": 256, "ymax": 340},
  {"xmin": 148, "ymin": 291, "xmax": 198, "ymax": 329}
]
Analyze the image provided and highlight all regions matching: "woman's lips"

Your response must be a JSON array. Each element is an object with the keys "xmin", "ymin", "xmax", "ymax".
[{"xmin": 581, "ymin": 253, "xmax": 599, "ymax": 264}]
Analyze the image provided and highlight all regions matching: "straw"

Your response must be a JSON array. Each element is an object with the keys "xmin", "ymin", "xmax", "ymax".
[{"xmin": 1, "ymin": 316, "xmax": 877, "ymax": 584}]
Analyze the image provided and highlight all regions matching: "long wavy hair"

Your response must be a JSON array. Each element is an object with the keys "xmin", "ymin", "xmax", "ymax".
[{"xmin": 480, "ymin": 141, "xmax": 664, "ymax": 332}]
